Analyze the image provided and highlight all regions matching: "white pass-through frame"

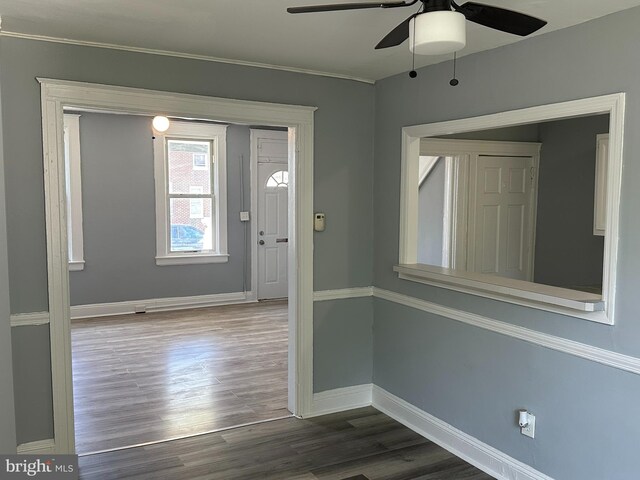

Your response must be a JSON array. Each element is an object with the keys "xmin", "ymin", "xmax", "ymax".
[
  {"xmin": 399, "ymin": 93, "xmax": 625, "ymax": 325},
  {"xmin": 39, "ymin": 78, "xmax": 316, "ymax": 453}
]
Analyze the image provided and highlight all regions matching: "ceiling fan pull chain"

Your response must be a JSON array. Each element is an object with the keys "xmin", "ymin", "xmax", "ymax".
[
  {"xmin": 449, "ymin": 51, "xmax": 459, "ymax": 86},
  {"xmin": 409, "ymin": 15, "xmax": 418, "ymax": 78}
]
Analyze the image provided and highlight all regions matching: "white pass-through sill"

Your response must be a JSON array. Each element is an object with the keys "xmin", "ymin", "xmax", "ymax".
[
  {"xmin": 395, "ymin": 264, "xmax": 605, "ymax": 314},
  {"xmin": 156, "ymin": 254, "xmax": 229, "ymax": 266}
]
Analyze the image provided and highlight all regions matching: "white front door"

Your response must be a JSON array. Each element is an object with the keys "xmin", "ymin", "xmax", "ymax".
[
  {"xmin": 468, "ymin": 155, "xmax": 537, "ymax": 281},
  {"xmin": 257, "ymin": 162, "xmax": 289, "ymax": 299}
]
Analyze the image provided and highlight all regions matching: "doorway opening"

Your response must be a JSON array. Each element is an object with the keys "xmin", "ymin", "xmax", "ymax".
[
  {"xmin": 39, "ymin": 79, "xmax": 315, "ymax": 454},
  {"xmin": 63, "ymin": 111, "xmax": 295, "ymax": 454}
]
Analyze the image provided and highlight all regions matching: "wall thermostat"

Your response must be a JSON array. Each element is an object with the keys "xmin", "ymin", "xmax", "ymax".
[{"xmin": 314, "ymin": 213, "xmax": 325, "ymax": 232}]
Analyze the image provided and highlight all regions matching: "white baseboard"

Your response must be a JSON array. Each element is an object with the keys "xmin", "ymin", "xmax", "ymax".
[
  {"xmin": 17, "ymin": 439, "xmax": 56, "ymax": 454},
  {"xmin": 308, "ymin": 384, "xmax": 373, "ymax": 417},
  {"xmin": 71, "ymin": 291, "xmax": 256, "ymax": 319},
  {"xmin": 372, "ymin": 385, "xmax": 553, "ymax": 480}
]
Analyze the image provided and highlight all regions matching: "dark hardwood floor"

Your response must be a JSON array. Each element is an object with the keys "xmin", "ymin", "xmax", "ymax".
[
  {"xmin": 71, "ymin": 301, "xmax": 289, "ymax": 454},
  {"xmin": 78, "ymin": 407, "xmax": 494, "ymax": 479}
]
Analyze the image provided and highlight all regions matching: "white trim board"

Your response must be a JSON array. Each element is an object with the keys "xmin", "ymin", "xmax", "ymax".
[
  {"xmin": 313, "ymin": 287, "xmax": 374, "ymax": 302},
  {"xmin": 309, "ymin": 384, "xmax": 373, "ymax": 417},
  {"xmin": 70, "ymin": 292, "xmax": 255, "ymax": 320},
  {"xmin": 13, "ymin": 285, "xmax": 640, "ymax": 376},
  {"xmin": 372, "ymin": 386, "xmax": 553, "ymax": 480},
  {"xmin": 39, "ymin": 78, "xmax": 315, "ymax": 453},
  {"xmin": 373, "ymin": 288, "xmax": 640, "ymax": 377},
  {"xmin": 17, "ymin": 439, "xmax": 56, "ymax": 455},
  {"xmin": 311, "ymin": 286, "xmax": 640, "ymax": 378},
  {"xmin": 10, "ymin": 312, "xmax": 50, "ymax": 327},
  {"xmin": 0, "ymin": 31, "xmax": 375, "ymax": 85}
]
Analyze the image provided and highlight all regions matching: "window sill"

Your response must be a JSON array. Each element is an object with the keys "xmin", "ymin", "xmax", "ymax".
[
  {"xmin": 68, "ymin": 261, "xmax": 85, "ymax": 272},
  {"xmin": 156, "ymin": 254, "xmax": 229, "ymax": 266},
  {"xmin": 394, "ymin": 264, "xmax": 610, "ymax": 324}
]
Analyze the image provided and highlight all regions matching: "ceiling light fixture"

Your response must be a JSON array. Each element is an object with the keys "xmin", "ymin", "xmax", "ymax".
[
  {"xmin": 409, "ymin": 10, "xmax": 466, "ymax": 56},
  {"xmin": 152, "ymin": 116, "xmax": 170, "ymax": 132}
]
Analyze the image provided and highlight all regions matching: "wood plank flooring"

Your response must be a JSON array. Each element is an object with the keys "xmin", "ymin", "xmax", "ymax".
[
  {"xmin": 71, "ymin": 301, "xmax": 289, "ymax": 454},
  {"xmin": 78, "ymin": 407, "xmax": 494, "ymax": 479}
]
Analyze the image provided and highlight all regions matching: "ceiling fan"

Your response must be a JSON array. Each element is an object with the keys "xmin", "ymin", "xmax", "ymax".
[{"xmin": 287, "ymin": 0, "xmax": 547, "ymax": 57}]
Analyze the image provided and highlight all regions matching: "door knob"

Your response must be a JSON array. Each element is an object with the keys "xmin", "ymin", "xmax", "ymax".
[
  {"xmin": 259, "ymin": 240, "xmax": 265, "ymax": 245},
  {"xmin": 259, "ymin": 231, "xmax": 264, "ymax": 236}
]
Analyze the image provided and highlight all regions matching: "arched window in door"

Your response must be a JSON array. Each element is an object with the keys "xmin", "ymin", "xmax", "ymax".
[{"xmin": 266, "ymin": 170, "xmax": 289, "ymax": 188}]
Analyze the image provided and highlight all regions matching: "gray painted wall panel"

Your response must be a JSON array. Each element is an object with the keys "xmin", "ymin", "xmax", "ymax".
[
  {"xmin": 373, "ymin": 7, "xmax": 640, "ymax": 478},
  {"xmin": 0, "ymin": 69, "xmax": 17, "ymax": 452},
  {"xmin": 11, "ymin": 326, "xmax": 53, "ymax": 445},
  {"xmin": 373, "ymin": 298, "xmax": 640, "ymax": 480},
  {"xmin": 0, "ymin": 37, "xmax": 374, "ymax": 443},
  {"xmin": 439, "ymin": 123, "xmax": 541, "ymax": 142},
  {"xmin": 314, "ymin": 298, "xmax": 373, "ymax": 392},
  {"xmin": 69, "ymin": 113, "xmax": 251, "ymax": 305},
  {"xmin": 417, "ymin": 158, "xmax": 445, "ymax": 266},
  {"xmin": 534, "ymin": 115, "xmax": 608, "ymax": 289}
]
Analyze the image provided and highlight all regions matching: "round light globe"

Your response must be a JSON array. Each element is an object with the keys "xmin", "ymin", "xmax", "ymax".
[{"xmin": 152, "ymin": 116, "xmax": 170, "ymax": 132}]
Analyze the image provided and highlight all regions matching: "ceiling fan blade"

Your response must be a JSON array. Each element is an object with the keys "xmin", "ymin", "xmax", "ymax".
[
  {"xmin": 375, "ymin": 15, "xmax": 414, "ymax": 49},
  {"xmin": 287, "ymin": 1, "xmax": 407, "ymax": 14},
  {"xmin": 454, "ymin": 2, "xmax": 546, "ymax": 36}
]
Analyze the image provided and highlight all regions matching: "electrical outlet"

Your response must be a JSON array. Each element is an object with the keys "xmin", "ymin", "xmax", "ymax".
[
  {"xmin": 521, "ymin": 413, "xmax": 536, "ymax": 438},
  {"xmin": 134, "ymin": 304, "xmax": 147, "ymax": 314}
]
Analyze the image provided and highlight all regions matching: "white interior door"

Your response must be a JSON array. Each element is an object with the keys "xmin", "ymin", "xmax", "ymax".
[
  {"xmin": 257, "ymin": 162, "xmax": 289, "ymax": 299},
  {"xmin": 469, "ymin": 155, "xmax": 537, "ymax": 281}
]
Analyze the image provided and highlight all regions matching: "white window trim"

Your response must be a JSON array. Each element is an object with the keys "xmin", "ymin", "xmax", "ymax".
[
  {"xmin": 399, "ymin": 93, "xmax": 625, "ymax": 325},
  {"xmin": 63, "ymin": 114, "xmax": 85, "ymax": 271},
  {"xmin": 153, "ymin": 121, "xmax": 228, "ymax": 265}
]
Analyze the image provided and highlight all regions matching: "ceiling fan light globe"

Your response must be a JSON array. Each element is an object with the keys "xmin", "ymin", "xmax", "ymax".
[{"xmin": 409, "ymin": 11, "xmax": 466, "ymax": 56}]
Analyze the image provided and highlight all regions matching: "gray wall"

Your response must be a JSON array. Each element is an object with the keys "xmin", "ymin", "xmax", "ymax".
[
  {"xmin": 69, "ymin": 112, "xmax": 252, "ymax": 305},
  {"xmin": 373, "ymin": 7, "xmax": 640, "ymax": 480},
  {"xmin": 439, "ymin": 123, "xmax": 541, "ymax": 142},
  {"xmin": 0, "ymin": 36, "xmax": 375, "ymax": 443},
  {"xmin": 0, "ymin": 71, "xmax": 17, "ymax": 453},
  {"xmin": 417, "ymin": 158, "xmax": 445, "ymax": 266},
  {"xmin": 534, "ymin": 115, "xmax": 609, "ymax": 289},
  {"xmin": 313, "ymin": 298, "xmax": 373, "ymax": 392}
]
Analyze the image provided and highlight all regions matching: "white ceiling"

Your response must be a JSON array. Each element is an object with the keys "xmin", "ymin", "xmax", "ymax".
[{"xmin": 1, "ymin": 0, "xmax": 640, "ymax": 81}]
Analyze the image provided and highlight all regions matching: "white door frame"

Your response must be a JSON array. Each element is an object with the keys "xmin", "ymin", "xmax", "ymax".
[
  {"xmin": 38, "ymin": 78, "xmax": 316, "ymax": 454},
  {"xmin": 250, "ymin": 129, "xmax": 289, "ymax": 301}
]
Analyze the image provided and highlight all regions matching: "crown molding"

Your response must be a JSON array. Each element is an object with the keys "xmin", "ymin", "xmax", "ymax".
[{"xmin": 0, "ymin": 30, "xmax": 376, "ymax": 85}]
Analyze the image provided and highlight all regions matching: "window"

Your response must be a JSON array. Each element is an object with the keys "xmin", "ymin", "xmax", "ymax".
[
  {"xmin": 189, "ymin": 186, "xmax": 204, "ymax": 219},
  {"xmin": 63, "ymin": 113, "xmax": 85, "ymax": 271},
  {"xmin": 193, "ymin": 152, "xmax": 207, "ymax": 169},
  {"xmin": 266, "ymin": 170, "xmax": 289, "ymax": 188},
  {"xmin": 153, "ymin": 121, "xmax": 228, "ymax": 265}
]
